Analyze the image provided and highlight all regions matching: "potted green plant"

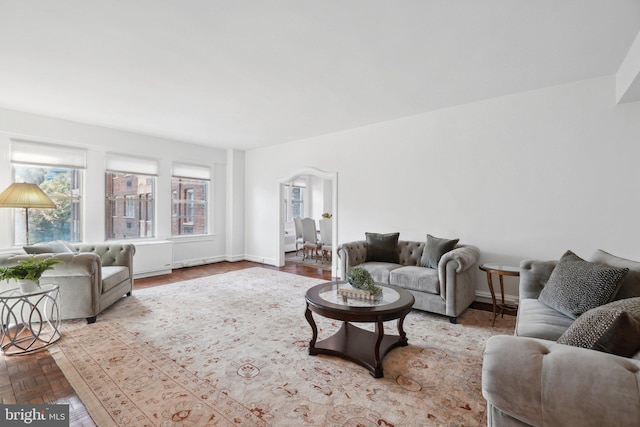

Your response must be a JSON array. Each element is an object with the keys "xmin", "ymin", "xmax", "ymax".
[
  {"xmin": 346, "ymin": 266, "xmax": 382, "ymax": 297},
  {"xmin": 0, "ymin": 256, "xmax": 62, "ymax": 293}
]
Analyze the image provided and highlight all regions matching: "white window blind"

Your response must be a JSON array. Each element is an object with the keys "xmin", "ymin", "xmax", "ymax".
[
  {"xmin": 172, "ymin": 163, "xmax": 211, "ymax": 180},
  {"xmin": 106, "ymin": 153, "xmax": 158, "ymax": 176},
  {"xmin": 11, "ymin": 140, "xmax": 87, "ymax": 169}
]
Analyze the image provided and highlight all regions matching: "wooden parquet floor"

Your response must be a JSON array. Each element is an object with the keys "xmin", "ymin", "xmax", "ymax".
[{"xmin": 0, "ymin": 260, "xmax": 333, "ymax": 426}]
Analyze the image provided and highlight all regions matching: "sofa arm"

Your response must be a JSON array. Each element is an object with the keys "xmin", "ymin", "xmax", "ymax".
[
  {"xmin": 438, "ymin": 244, "xmax": 479, "ymax": 274},
  {"xmin": 518, "ymin": 259, "xmax": 557, "ymax": 300},
  {"xmin": 337, "ymin": 241, "xmax": 368, "ymax": 279},
  {"xmin": 482, "ymin": 335, "xmax": 640, "ymax": 427},
  {"xmin": 437, "ymin": 245, "xmax": 480, "ymax": 315},
  {"xmin": 438, "ymin": 245, "xmax": 479, "ymax": 289}
]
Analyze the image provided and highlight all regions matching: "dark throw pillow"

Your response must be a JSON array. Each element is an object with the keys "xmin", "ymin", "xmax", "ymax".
[
  {"xmin": 365, "ymin": 232, "xmax": 400, "ymax": 263},
  {"xmin": 538, "ymin": 250, "xmax": 629, "ymax": 319},
  {"xmin": 420, "ymin": 234, "xmax": 459, "ymax": 269},
  {"xmin": 24, "ymin": 240, "xmax": 75, "ymax": 254},
  {"xmin": 558, "ymin": 297, "xmax": 640, "ymax": 358}
]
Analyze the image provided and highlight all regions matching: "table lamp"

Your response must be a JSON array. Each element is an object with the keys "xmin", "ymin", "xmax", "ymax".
[{"xmin": 0, "ymin": 183, "xmax": 56, "ymax": 245}]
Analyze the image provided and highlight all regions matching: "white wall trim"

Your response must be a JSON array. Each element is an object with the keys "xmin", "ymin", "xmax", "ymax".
[{"xmin": 474, "ymin": 290, "xmax": 519, "ymax": 307}]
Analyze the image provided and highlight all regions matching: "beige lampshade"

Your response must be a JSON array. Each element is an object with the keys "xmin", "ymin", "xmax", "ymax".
[{"xmin": 0, "ymin": 183, "xmax": 56, "ymax": 208}]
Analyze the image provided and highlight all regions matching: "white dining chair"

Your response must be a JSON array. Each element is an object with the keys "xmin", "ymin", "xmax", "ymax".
[
  {"xmin": 319, "ymin": 218, "xmax": 332, "ymax": 263},
  {"xmin": 301, "ymin": 217, "xmax": 320, "ymax": 261},
  {"xmin": 293, "ymin": 217, "xmax": 304, "ymax": 256}
]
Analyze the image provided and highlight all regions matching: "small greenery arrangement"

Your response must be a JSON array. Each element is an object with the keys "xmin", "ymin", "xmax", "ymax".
[
  {"xmin": 347, "ymin": 266, "xmax": 382, "ymax": 296},
  {"xmin": 321, "ymin": 212, "xmax": 333, "ymax": 219},
  {"xmin": 0, "ymin": 256, "xmax": 62, "ymax": 287}
]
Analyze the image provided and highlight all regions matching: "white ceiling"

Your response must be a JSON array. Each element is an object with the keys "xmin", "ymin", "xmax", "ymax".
[{"xmin": 1, "ymin": 1, "xmax": 639, "ymax": 150}]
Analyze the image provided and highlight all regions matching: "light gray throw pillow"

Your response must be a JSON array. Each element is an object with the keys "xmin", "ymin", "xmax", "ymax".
[
  {"xmin": 24, "ymin": 240, "xmax": 75, "ymax": 254},
  {"xmin": 538, "ymin": 250, "xmax": 628, "ymax": 319},
  {"xmin": 420, "ymin": 234, "xmax": 459, "ymax": 269}
]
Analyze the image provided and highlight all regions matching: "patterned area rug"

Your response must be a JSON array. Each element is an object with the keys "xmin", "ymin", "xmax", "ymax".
[{"xmin": 50, "ymin": 267, "xmax": 515, "ymax": 426}]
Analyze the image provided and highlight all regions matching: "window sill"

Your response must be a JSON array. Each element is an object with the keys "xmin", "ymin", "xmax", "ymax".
[{"xmin": 169, "ymin": 234, "xmax": 215, "ymax": 243}]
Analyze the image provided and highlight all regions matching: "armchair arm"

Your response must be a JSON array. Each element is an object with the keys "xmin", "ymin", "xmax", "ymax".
[
  {"xmin": 482, "ymin": 335, "xmax": 640, "ymax": 427},
  {"xmin": 0, "ymin": 252, "xmax": 101, "ymax": 278},
  {"xmin": 41, "ymin": 253, "xmax": 101, "ymax": 277},
  {"xmin": 518, "ymin": 259, "xmax": 557, "ymax": 300},
  {"xmin": 337, "ymin": 241, "xmax": 368, "ymax": 279},
  {"xmin": 0, "ymin": 253, "xmax": 103, "ymax": 305}
]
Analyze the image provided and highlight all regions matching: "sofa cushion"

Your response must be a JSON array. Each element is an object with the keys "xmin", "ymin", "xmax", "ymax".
[
  {"xmin": 590, "ymin": 249, "xmax": 640, "ymax": 301},
  {"xmin": 538, "ymin": 250, "xmax": 628, "ymax": 319},
  {"xmin": 557, "ymin": 297, "xmax": 640, "ymax": 357},
  {"xmin": 365, "ymin": 232, "xmax": 399, "ymax": 263},
  {"xmin": 515, "ymin": 298, "xmax": 575, "ymax": 341},
  {"xmin": 420, "ymin": 234, "xmax": 459, "ymax": 269},
  {"xmin": 102, "ymin": 266, "xmax": 130, "ymax": 293},
  {"xmin": 24, "ymin": 240, "xmax": 75, "ymax": 254},
  {"xmin": 390, "ymin": 266, "xmax": 439, "ymax": 294},
  {"xmin": 358, "ymin": 262, "xmax": 401, "ymax": 284}
]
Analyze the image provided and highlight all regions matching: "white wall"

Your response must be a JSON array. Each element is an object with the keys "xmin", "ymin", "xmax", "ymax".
[
  {"xmin": 245, "ymin": 75, "xmax": 640, "ymax": 301},
  {"xmin": 0, "ymin": 108, "xmax": 234, "ymax": 269}
]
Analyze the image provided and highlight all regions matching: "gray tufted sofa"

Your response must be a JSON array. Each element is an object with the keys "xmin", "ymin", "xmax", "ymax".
[
  {"xmin": 482, "ymin": 250, "xmax": 640, "ymax": 427},
  {"xmin": 0, "ymin": 243, "xmax": 135, "ymax": 323},
  {"xmin": 337, "ymin": 240, "xmax": 480, "ymax": 323}
]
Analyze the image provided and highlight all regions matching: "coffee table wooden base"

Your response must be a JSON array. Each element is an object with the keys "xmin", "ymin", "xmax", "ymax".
[
  {"xmin": 305, "ymin": 282, "xmax": 414, "ymax": 378},
  {"xmin": 306, "ymin": 314, "xmax": 408, "ymax": 378}
]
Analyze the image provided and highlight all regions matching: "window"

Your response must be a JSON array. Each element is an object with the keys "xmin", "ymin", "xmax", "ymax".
[
  {"xmin": 105, "ymin": 172, "xmax": 156, "ymax": 239},
  {"xmin": 283, "ymin": 183, "xmax": 305, "ymax": 222},
  {"xmin": 125, "ymin": 195, "xmax": 135, "ymax": 218},
  {"xmin": 171, "ymin": 191, "xmax": 178, "ymax": 216},
  {"xmin": 291, "ymin": 186, "xmax": 304, "ymax": 219},
  {"xmin": 12, "ymin": 165, "xmax": 83, "ymax": 245},
  {"xmin": 185, "ymin": 189, "xmax": 195, "ymax": 224},
  {"xmin": 105, "ymin": 154, "xmax": 158, "ymax": 240},
  {"xmin": 171, "ymin": 163, "xmax": 210, "ymax": 236},
  {"xmin": 9, "ymin": 141, "xmax": 86, "ymax": 245}
]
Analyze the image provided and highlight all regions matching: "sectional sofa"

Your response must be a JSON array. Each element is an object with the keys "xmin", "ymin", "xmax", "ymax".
[{"xmin": 482, "ymin": 249, "xmax": 640, "ymax": 427}]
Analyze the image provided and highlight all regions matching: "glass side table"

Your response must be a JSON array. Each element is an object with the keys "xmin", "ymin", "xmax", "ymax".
[
  {"xmin": 0, "ymin": 284, "xmax": 61, "ymax": 355},
  {"xmin": 479, "ymin": 264, "xmax": 520, "ymax": 326}
]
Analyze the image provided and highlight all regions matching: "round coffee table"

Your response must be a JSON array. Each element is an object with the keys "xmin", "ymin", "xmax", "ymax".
[{"xmin": 305, "ymin": 281, "xmax": 414, "ymax": 378}]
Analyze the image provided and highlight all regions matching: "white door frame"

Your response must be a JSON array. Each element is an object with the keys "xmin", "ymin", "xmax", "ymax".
[{"xmin": 276, "ymin": 167, "xmax": 338, "ymax": 277}]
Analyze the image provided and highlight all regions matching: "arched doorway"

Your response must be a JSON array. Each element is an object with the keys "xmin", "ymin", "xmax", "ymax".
[{"xmin": 276, "ymin": 167, "xmax": 338, "ymax": 277}]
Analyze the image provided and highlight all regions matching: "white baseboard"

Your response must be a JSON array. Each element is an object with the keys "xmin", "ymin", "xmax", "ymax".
[
  {"xmin": 134, "ymin": 269, "xmax": 172, "ymax": 279},
  {"xmin": 172, "ymin": 256, "xmax": 225, "ymax": 270},
  {"xmin": 475, "ymin": 290, "xmax": 518, "ymax": 306},
  {"xmin": 243, "ymin": 254, "xmax": 277, "ymax": 266}
]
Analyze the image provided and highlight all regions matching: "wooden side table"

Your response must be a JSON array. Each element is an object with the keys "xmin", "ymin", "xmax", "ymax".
[{"xmin": 479, "ymin": 264, "xmax": 520, "ymax": 326}]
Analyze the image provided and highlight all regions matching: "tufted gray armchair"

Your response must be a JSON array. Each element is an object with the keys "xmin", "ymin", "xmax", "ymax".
[{"xmin": 0, "ymin": 243, "xmax": 135, "ymax": 323}]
